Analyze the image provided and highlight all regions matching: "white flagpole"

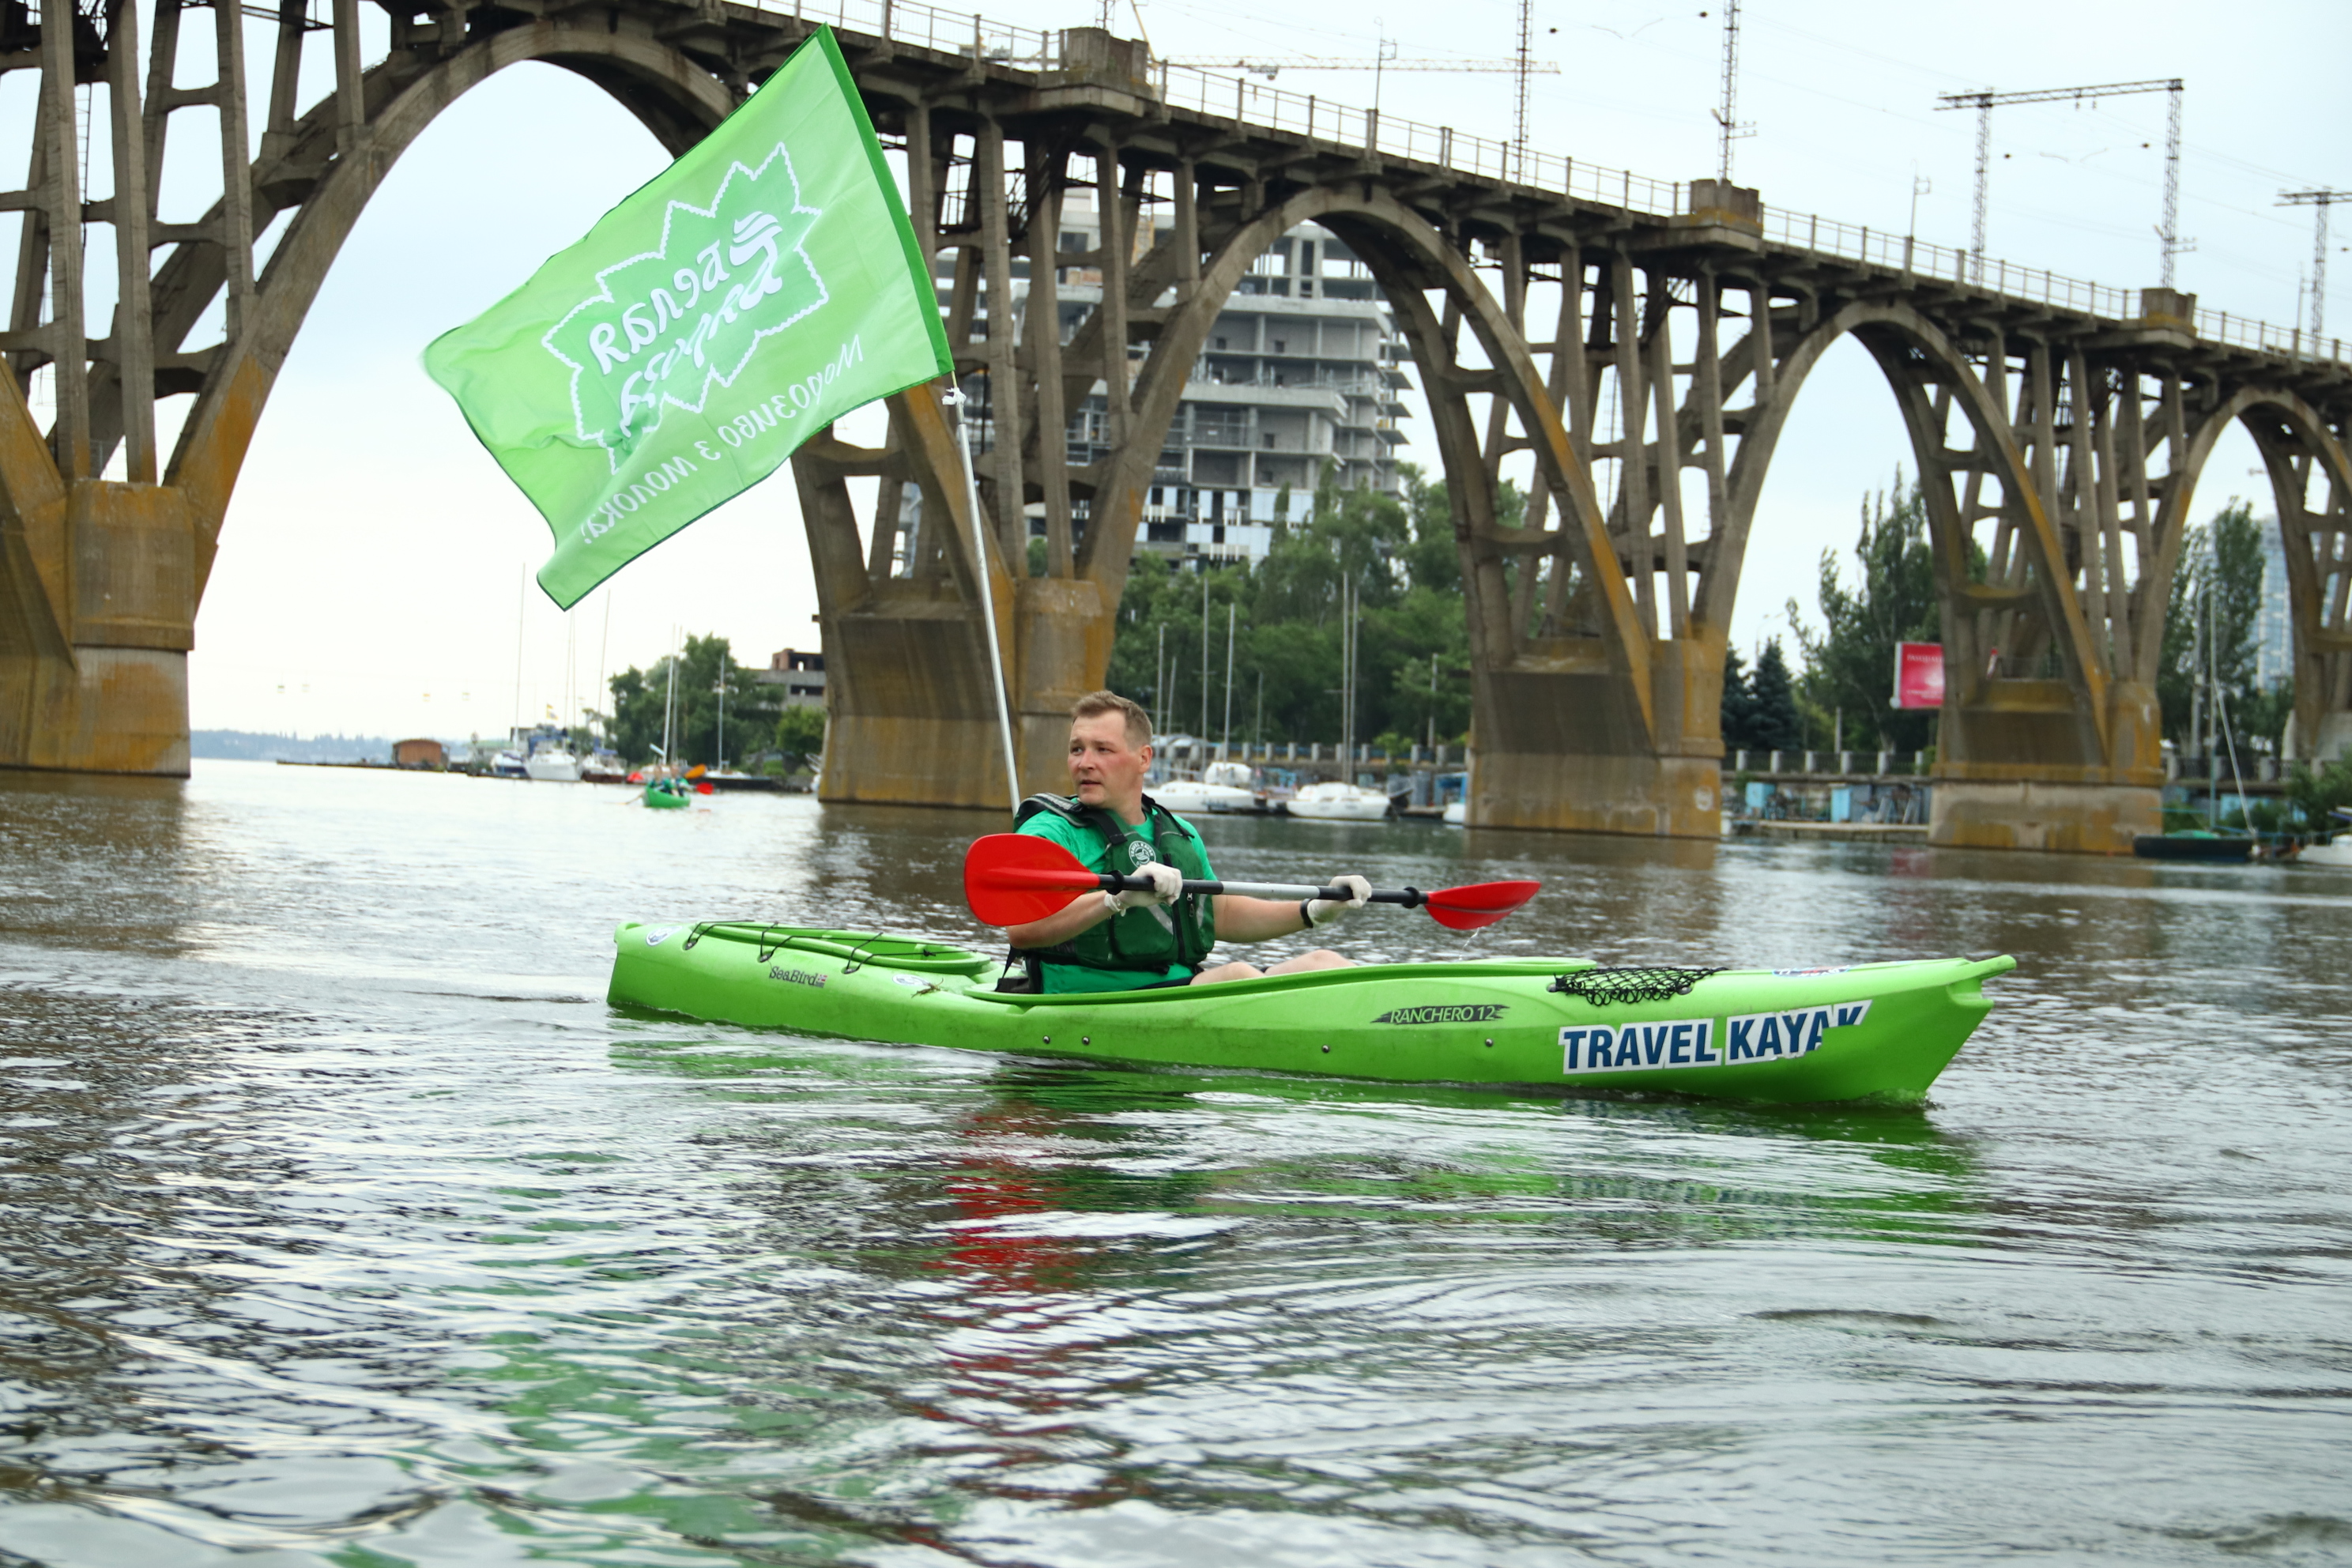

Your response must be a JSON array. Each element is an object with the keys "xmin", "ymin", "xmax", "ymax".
[{"xmin": 947, "ymin": 387, "xmax": 1022, "ymax": 813}]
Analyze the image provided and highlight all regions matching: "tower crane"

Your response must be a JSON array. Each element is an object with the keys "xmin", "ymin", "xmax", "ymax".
[{"xmin": 1936, "ymin": 79, "xmax": 2188, "ymax": 288}]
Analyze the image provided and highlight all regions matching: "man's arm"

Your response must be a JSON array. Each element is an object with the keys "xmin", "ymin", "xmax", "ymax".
[
  {"xmin": 1208, "ymin": 893, "xmax": 1313, "ymax": 943},
  {"xmin": 1005, "ymin": 861, "xmax": 1182, "ymax": 949},
  {"xmin": 1212, "ymin": 874, "xmax": 1370, "ymax": 942},
  {"xmin": 1005, "ymin": 893, "xmax": 1115, "ymax": 951}
]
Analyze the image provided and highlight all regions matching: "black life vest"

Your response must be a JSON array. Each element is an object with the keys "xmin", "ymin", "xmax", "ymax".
[{"xmin": 1012, "ymin": 793, "xmax": 1216, "ymax": 978}]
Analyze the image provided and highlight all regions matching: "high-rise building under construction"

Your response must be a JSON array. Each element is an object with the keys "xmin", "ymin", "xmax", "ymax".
[{"xmin": 913, "ymin": 186, "xmax": 1412, "ymax": 573}]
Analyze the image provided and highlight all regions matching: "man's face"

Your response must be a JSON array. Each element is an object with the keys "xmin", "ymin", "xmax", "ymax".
[{"xmin": 1069, "ymin": 712, "xmax": 1149, "ymax": 811}]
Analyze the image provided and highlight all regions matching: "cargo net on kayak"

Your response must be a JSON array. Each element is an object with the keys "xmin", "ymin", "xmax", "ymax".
[{"xmin": 1547, "ymin": 966, "xmax": 1724, "ymax": 1006}]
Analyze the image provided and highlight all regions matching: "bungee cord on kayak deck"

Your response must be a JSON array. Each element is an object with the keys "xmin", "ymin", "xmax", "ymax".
[{"xmin": 1550, "ymin": 967, "xmax": 1728, "ymax": 1005}]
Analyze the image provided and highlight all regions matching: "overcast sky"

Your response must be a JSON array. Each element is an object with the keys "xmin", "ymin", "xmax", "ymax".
[{"xmin": 14, "ymin": 0, "xmax": 2340, "ymax": 741}]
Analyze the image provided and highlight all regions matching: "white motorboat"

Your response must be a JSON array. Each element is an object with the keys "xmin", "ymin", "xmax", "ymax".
[
  {"xmin": 1152, "ymin": 762, "xmax": 1260, "ymax": 816},
  {"xmin": 2293, "ymin": 833, "xmax": 2352, "ymax": 870},
  {"xmin": 523, "ymin": 747, "xmax": 584, "ymax": 782},
  {"xmin": 1152, "ymin": 778, "xmax": 1257, "ymax": 814},
  {"xmin": 1286, "ymin": 780, "xmax": 1392, "ymax": 821}
]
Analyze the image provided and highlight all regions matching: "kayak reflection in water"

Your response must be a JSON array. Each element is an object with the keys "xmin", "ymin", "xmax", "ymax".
[{"xmin": 1000, "ymin": 691, "xmax": 1370, "ymax": 993}]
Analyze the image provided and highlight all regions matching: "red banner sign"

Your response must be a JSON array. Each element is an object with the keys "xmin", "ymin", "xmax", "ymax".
[{"xmin": 1894, "ymin": 643, "xmax": 1945, "ymax": 710}]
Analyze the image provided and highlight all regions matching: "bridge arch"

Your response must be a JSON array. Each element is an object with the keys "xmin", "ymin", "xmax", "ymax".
[
  {"xmin": 145, "ymin": 26, "xmax": 737, "ymax": 594},
  {"xmin": 2169, "ymin": 387, "xmax": 2352, "ymax": 754},
  {"xmin": 1111, "ymin": 181, "xmax": 1648, "ymax": 695},
  {"xmin": 1727, "ymin": 300, "xmax": 2101, "ymax": 715}
]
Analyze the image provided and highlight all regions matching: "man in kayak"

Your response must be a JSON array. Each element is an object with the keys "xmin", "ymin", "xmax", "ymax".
[{"xmin": 1003, "ymin": 691, "xmax": 1370, "ymax": 993}]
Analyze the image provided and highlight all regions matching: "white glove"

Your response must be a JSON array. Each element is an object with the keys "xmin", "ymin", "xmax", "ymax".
[
  {"xmin": 1302, "ymin": 874, "xmax": 1371, "ymax": 929},
  {"xmin": 1102, "ymin": 861, "xmax": 1182, "ymax": 914}
]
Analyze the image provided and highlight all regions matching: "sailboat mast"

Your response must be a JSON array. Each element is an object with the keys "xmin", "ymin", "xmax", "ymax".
[
  {"xmin": 596, "ymin": 589, "xmax": 612, "ymax": 751},
  {"xmin": 1344, "ymin": 574, "xmax": 1358, "ymax": 773},
  {"xmin": 662, "ymin": 627, "xmax": 679, "ymax": 764},
  {"xmin": 1199, "ymin": 568, "xmax": 1209, "ymax": 743},
  {"xmin": 512, "ymin": 572, "xmax": 526, "ymax": 741},
  {"xmin": 1223, "ymin": 603, "xmax": 1235, "ymax": 753}
]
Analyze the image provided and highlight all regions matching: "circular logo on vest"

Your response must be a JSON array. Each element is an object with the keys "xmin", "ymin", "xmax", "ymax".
[{"xmin": 1125, "ymin": 842, "xmax": 1159, "ymax": 869}]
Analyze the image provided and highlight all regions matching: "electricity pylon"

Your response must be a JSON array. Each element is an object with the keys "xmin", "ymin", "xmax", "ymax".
[
  {"xmin": 1713, "ymin": 0, "xmax": 1755, "ymax": 183},
  {"xmin": 1936, "ymin": 78, "xmax": 2188, "ymax": 288},
  {"xmin": 2278, "ymin": 189, "xmax": 2344, "ymax": 339}
]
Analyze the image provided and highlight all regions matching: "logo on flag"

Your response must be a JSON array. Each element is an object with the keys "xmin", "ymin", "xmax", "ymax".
[
  {"xmin": 544, "ymin": 149, "xmax": 827, "ymax": 461},
  {"xmin": 424, "ymin": 27, "xmax": 950, "ymax": 609}
]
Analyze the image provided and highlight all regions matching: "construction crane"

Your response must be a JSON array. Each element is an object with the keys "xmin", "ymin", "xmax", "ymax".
[
  {"xmin": 1936, "ymin": 78, "xmax": 2187, "ymax": 288},
  {"xmin": 2278, "ymin": 189, "xmax": 2344, "ymax": 339}
]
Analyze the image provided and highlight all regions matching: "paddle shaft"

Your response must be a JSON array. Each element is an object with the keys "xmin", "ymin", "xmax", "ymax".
[{"xmin": 1088, "ymin": 872, "xmax": 1430, "ymax": 909}]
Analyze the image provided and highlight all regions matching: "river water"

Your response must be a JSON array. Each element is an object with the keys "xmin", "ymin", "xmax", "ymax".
[{"xmin": 2, "ymin": 760, "xmax": 2349, "ymax": 1567}]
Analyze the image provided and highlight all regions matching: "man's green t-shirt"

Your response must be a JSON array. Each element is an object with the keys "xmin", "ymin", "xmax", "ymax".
[{"xmin": 1016, "ymin": 805, "xmax": 1216, "ymax": 993}]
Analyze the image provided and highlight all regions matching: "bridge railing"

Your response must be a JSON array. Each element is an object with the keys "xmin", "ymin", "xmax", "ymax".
[
  {"xmin": 741, "ymin": 0, "xmax": 1057, "ymax": 69},
  {"xmin": 2196, "ymin": 309, "xmax": 2346, "ymax": 366},
  {"xmin": 732, "ymin": 0, "xmax": 2343, "ymax": 368}
]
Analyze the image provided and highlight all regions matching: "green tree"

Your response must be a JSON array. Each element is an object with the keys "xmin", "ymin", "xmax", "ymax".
[
  {"xmin": 1720, "ymin": 645, "xmax": 1758, "ymax": 750},
  {"xmin": 2239, "ymin": 679, "xmax": 2297, "ymax": 753},
  {"xmin": 1363, "ymin": 584, "xmax": 1472, "ymax": 746},
  {"xmin": 2157, "ymin": 501, "xmax": 2270, "ymax": 750},
  {"xmin": 1396, "ymin": 463, "xmax": 1460, "ymax": 594},
  {"xmin": 1786, "ymin": 473, "xmax": 1943, "ymax": 752},
  {"xmin": 1102, "ymin": 468, "xmax": 1483, "ymax": 748},
  {"xmin": 1748, "ymin": 639, "xmax": 1803, "ymax": 752},
  {"xmin": 773, "ymin": 704, "xmax": 826, "ymax": 771},
  {"xmin": 2285, "ymin": 759, "xmax": 2352, "ymax": 837},
  {"xmin": 607, "ymin": 635, "xmax": 777, "ymax": 767}
]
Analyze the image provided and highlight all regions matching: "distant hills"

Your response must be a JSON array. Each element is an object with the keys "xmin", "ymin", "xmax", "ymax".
[{"xmin": 191, "ymin": 730, "xmax": 416, "ymax": 763}]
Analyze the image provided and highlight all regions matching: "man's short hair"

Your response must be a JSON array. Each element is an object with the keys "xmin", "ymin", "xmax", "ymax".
[{"xmin": 1071, "ymin": 690, "xmax": 1153, "ymax": 750}]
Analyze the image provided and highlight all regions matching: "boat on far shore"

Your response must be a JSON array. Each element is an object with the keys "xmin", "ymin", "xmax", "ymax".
[
  {"xmin": 2132, "ymin": 831, "xmax": 2254, "ymax": 861},
  {"xmin": 523, "ymin": 745, "xmax": 583, "ymax": 783},
  {"xmin": 1153, "ymin": 760, "xmax": 1260, "ymax": 815},
  {"xmin": 1287, "ymin": 780, "xmax": 1393, "ymax": 821},
  {"xmin": 2290, "ymin": 835, "xmax": 2352, "ymax": 869}
]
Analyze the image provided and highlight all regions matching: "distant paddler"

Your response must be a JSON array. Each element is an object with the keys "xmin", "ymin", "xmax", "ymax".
[{"xmin": 997, "ymin": 691, "xmax": 1370, "ymax": 992}]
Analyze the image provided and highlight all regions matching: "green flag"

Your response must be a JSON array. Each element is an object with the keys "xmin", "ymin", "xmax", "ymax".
[{"xmin": 424, "ymin": 27, "xmax": 950, "ymax": 608}]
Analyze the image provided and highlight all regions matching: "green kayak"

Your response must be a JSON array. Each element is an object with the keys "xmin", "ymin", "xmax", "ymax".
[
  {"xmin": 643, "ymin": 781, "xmax": 691, "ymax": 809},
  {"xmin": 608, "ymin": 922, "xmax": 2015, "ymax": 1105}
]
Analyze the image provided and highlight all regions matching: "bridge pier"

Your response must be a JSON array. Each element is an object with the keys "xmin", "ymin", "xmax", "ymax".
[
  {"xmin": 1928, "ymin": 779, "xmax": 2161, "ymax": 853},
  {"xmin": 1, "ymin": 452, "xmax": 198, "ymax": 777},
  {"xmin": 1924, "ymin": 679, "xmax": 2163, "ymax": 852}
]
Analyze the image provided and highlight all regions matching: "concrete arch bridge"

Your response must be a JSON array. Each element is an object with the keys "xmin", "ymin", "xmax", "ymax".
[{"xmin": 4, "ymin": 0, "xmax": 2346, "ymax": 850}]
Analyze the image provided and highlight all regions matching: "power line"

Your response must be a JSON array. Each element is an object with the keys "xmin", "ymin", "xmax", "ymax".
[
  {"xmin": 2278, "ymin": 189, "xmax": 2344, "ymax": 338},
  {"xmin": 1936, "ymin": 78, "xmax": 2188, "ymax": 286},
  {"xmin": 1157, "ymin": 54, "xmax": 1556, "ymax": 76}
]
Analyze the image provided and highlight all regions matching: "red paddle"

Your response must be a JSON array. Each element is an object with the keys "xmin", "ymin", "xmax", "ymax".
[{"xmin": 962, "ymin": 833, "xmax": 1539, "ymax": 931}]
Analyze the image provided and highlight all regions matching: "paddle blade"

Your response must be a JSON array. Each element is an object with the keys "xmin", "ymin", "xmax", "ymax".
[
  {"xmin": 695, "ymin": 780, "xmax": 714, "ymax": 794},
  {"xmin": 1424, "ymin": 880, "xmax": 1541, "ymax": 930},
  {"xmin": 965, "ymin": 834, "xmax": 1103, "ymax": 925}
]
